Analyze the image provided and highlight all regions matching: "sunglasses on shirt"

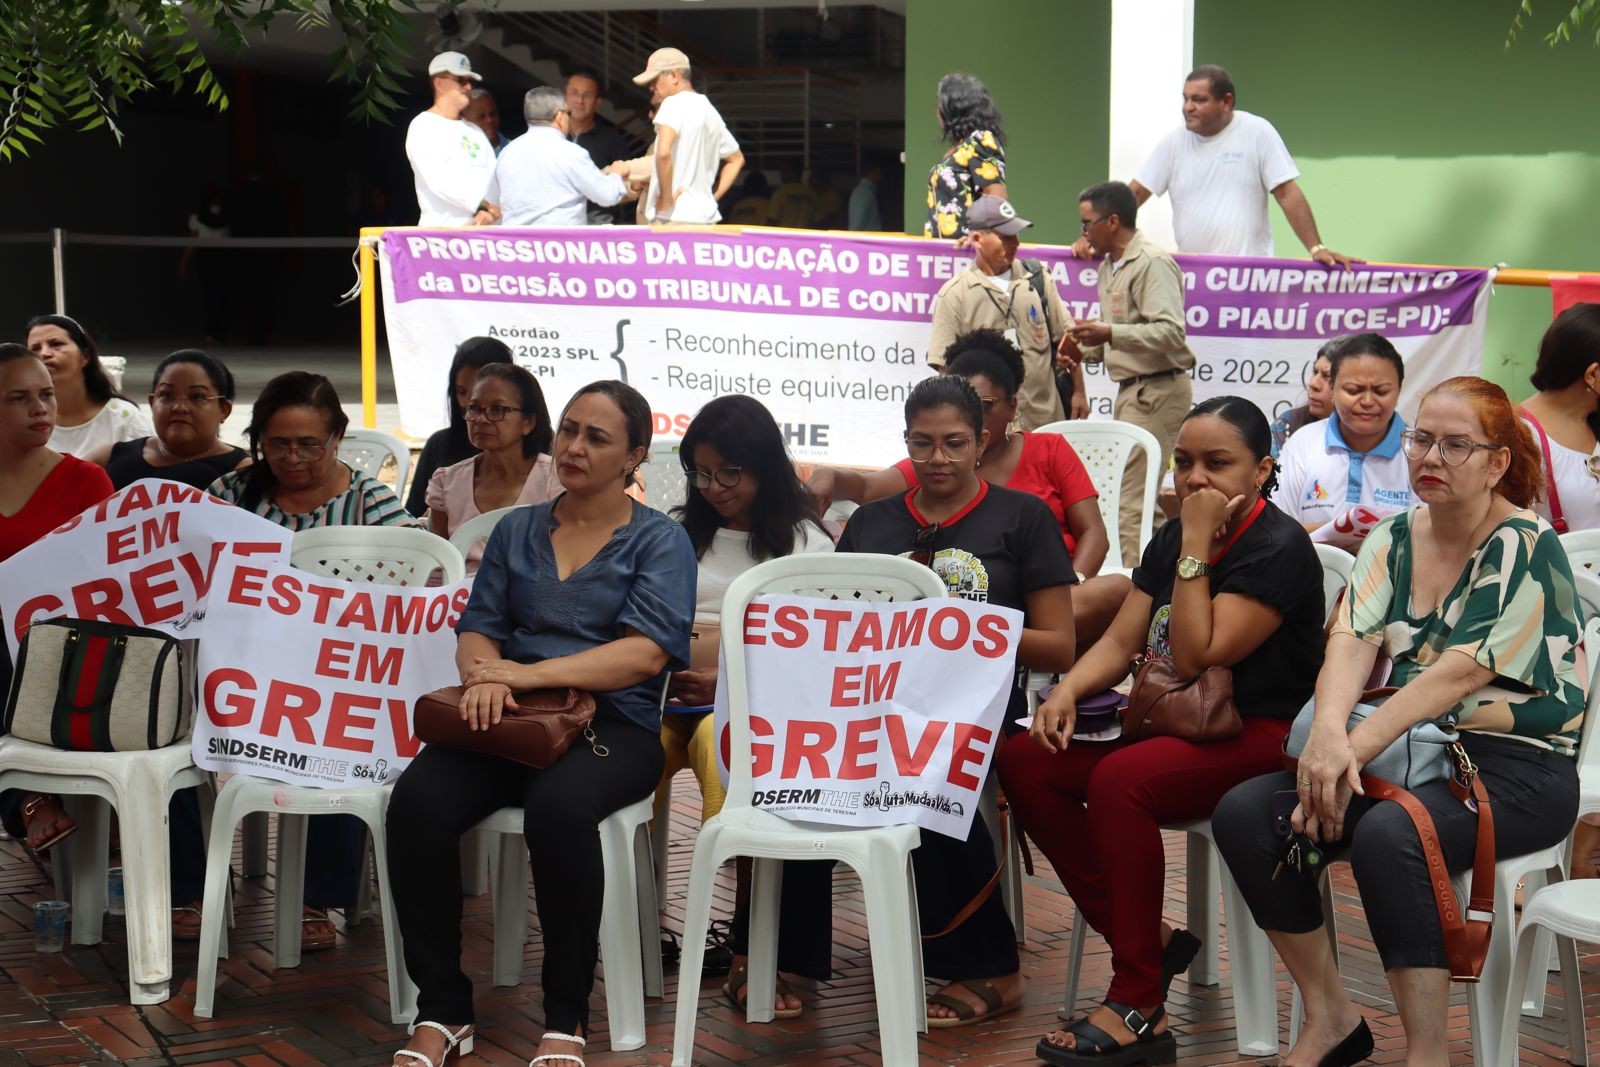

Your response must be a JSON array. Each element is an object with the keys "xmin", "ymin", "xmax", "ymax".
[{"xmin": 909, "ymin": 521, "xmax": 939, "ymax": 569}]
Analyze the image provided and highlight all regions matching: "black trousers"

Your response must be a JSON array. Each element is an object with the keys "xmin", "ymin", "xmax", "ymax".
[
  {"xmin": 1212, "ymin": 732, "xmax": 1578, "ymax": 971},
  {"xmin": 386, "ymin": 705, "xmax": 663, "ymax": 1033}
]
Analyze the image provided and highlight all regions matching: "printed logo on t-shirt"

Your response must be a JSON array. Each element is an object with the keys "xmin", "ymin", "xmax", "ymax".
[
  {"xmin": 1373, "ymin": 487, "xmax": 1412, "ymax": 507},
  {"xmin": 1147, "ymin": 603, "xmax": 1172, "ymax": 657},
  {"xmin": 1219, "ymin": 151, "xmax": 1246, "ymax": 164},
  {"xmin": 1306, "ymin": 480, "xmax": 1329, "ymax": 504},
  {"xmin": 462, "ymin": 135, "xmax": 482, "ymax": 158},
  {"xmin": 901, "ymin": 547, "xmax": 990, "ymax": 603}
]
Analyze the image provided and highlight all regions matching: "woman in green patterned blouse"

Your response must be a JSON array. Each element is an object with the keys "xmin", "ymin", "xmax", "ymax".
[{"xmin": 1212, "ymin": 376, "xmax": 1585, "ymax": 1067}]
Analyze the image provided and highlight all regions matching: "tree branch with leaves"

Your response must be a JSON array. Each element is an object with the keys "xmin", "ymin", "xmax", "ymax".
[
  {"xmin": 1507, "ymin": 0, "xmax": 1600, "ymax": 47},
  {"xmin": 0, "ymin": 0, "xmax": 422, "ymax": 161}
]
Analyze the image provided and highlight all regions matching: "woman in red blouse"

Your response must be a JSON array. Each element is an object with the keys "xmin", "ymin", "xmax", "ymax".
[{"xmin": 0, "ymin": 343, "xmax": 115, "ymax": 851}]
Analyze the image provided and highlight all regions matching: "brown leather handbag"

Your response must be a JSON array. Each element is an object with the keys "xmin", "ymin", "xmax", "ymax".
[
  {"xmin": 1120, "ymin": 654, "xmax": 1244, "ymax": 743},
  {"xmin": 414, "ymin": 685, "xmax": 599, "ymax": 769}
]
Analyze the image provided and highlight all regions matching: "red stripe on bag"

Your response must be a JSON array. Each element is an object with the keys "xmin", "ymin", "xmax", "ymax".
[{"xmin": 69, "ymin": 635, "xmax": 110, "ymax": 750}]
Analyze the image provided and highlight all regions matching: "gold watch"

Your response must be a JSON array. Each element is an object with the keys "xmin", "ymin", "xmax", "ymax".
[{"xmin": 1176, "ymin": 556, "xmax": 1210, "ymax": 580}]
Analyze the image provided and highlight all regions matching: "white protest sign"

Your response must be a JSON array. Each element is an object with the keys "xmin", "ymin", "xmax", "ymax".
[
  {"xmin": 0, "ymin": 480, "xmax": 292, "ymax": 658},
  {"xmin": 713, "ymin": 594, "xmax": 1022, "ymax": 840},
  {"xmin": 192, "ymin": 555, "xmax": 468, "ymax": 788}
]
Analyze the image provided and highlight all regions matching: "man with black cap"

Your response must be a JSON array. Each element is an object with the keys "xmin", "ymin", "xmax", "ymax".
[
  {"xmin": 406, "ymin": 52, "xmax": 499, "ymax": 226},
  {"xmin": 632, "ymin": 46, "xmax": 744, "ymax": 224},
  {"xmin": 927, "ymin": 195, "xmax": 1080, "ymax": 430}
]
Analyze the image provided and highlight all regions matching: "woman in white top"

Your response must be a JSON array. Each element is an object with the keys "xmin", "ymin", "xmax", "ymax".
[
  {"xmin": 26, "ymin": 314, "xmax": 151, "ymax": 457},
  {"xmin": 1274, "ymin": 332, "xmax": 1414, "ymax": 534},
  {"xmin": 1521, "ymin": 303, "xmax": 1600, "ymax": 538},
  {"xmin": 425, "ymin": 363, "xmax": 557, "ymax": 571},
  {"xmin": 1522, "ymin": 303, "xmax": 1600, "ymax": 879}
]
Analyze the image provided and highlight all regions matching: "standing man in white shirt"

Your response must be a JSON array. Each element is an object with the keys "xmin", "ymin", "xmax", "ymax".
[
  {"xmin": 632, "ymin": 47, "xmax": 745, "ymax": 225},
  {"xmin": 494, "ymin": 87, "xmax": 633, "ymax": 227},
  {"xmin": 405, "ymin": 52, "xmax": 500, "ymax": 227},
  {"xmin": 1079, "ymin": 65, "xmax": 1356, "ymax": 265}
]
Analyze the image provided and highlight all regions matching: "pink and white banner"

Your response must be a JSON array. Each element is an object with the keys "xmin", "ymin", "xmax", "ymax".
[{"xmin": 379, "ymin": 229, "xmax": 1493, "ymax": 466}]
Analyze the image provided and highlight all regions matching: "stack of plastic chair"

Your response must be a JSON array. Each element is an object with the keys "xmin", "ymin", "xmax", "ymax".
[
  {"xmin": 193, "ymin": 526, "xmax": 465, "ymax": 1025},
  {"xmin": 1498, "ymin": 880, "xmax": 1596, "ymax": 1065},
  {"xmin": 1035, "ymin": 419, "xmax": 1162, "ymax": 575},
  {"xmin": 671, "ymin": 554, "xmax": 947, "ymax": 1067}
]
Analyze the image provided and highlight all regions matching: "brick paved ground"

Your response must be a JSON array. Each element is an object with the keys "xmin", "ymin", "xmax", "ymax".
[{"xmin": 1, "ymin": 777, "xmax": 1594, "ymax": 1066}]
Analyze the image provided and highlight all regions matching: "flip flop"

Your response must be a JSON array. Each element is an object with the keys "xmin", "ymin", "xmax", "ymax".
[
  {"xmin": 20, "ymin": 794, "xmax": 77, "ymax": 853},
  {"xmin": 722, "ymin": 963, "xmax": 803, "ymax": 1019},
  {"xmin": 173, "ymin": 903, "xmax": 203, "ymax": 941},
  {"xmin": 925, "ymin": 977, "xmax": 1022, "ymax": 1029}
]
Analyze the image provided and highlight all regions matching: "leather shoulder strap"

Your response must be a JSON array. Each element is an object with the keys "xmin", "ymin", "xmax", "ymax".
[{"xmin": 1520, "ymin": 407, "xmax": 1566, "ymax": 532}]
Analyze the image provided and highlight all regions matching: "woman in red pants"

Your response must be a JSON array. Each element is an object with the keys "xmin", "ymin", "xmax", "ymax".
[{"xmin": 997, "ymin": 395, "xmax": 1327, "ymax": 1066}]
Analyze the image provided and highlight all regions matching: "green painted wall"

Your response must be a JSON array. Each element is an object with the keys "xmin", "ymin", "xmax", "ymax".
[
  {"xmin": 1194, "ymin": 0, "xmax": 1600, "ymax": 398},
  {"xmin": 902, "ymin": 0, "xmax": 1112, "ymax": 246}
]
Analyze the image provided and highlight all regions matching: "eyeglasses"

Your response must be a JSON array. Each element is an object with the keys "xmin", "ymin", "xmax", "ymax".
[
  {"xmin": 905, "ymin": 435, "xmax": 976, "ymax": 462},
  {"xmin": 1080, "ymin": 215, "xmax": 1111, "ymax": 232},
  {"xmin": 908, "ymin": 521, "xmax": 940, "ymax": 569},
  {"xmin": 1399, "ymin": 430, "xmax": 1501, "ymax": 466},
  {"xmin": 261, "ymin": 431, "xmax": 335, "ymax": 461},
  {"xmin": 150, "ymin": 391, "xmax": 222, "ymax": 409},
  {"xmin": 685, "ymin": 465, "xmax": 745, "ymax": 490},
  {"xmin": 464, "ymin": 403, "xmax": 530, "ymax": 422}
]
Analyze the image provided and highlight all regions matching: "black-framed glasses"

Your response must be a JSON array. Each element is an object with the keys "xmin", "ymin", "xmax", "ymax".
[
  {"xmin": 909, "ymin": 521, "xmax": 939, "ymax": 569},
  {"xmin": 1080, "ymin": 215, "xmax": 1111, "ymax": 233},
  {"xmin": 1399, "ymin": 430, "xmax": 1501, "ymax": 466},
  {"xmin": 464, "ymin": 402, "xmax": 530, "ymax": 423},
  {"xmin": 262, "ymin": 431, "xmax": 335, "ymax": 461},
  {"xmin": 685, "ymin": 465, "xmax": 745, "ymax": 490},
  {"xmin": 150, "ymin": 391, "xmax": 223, "ymax": 408},
  {"xmin": 905, "ymin": 434, "xmax": 976, "ymax": 463}
]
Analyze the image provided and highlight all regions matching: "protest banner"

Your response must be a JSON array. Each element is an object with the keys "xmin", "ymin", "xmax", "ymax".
[
  {"xmin": 192, "ymin": 555, "xmax": 468, "ymax": 788},
  {"xmin": 379, "ymin": 228, "xmax": 1493, "ymax": 466},
  {"xmin": 710, "ymin": 594, "xmax": 1023, "ymax": 840},
  {"xmin": 0, "ymin": 480, "xmax": 291, "ymax": 658}
]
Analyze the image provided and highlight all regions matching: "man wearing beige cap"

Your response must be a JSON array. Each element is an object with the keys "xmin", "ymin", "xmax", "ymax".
[
  {"xmin": 632, "ymin": 47, "xmax": 744, "ymax": 224},
  {"xmin": 927, "ymin": 195, "xmax": 1079, "ymax": 431},
  {"xmin": 406, "ymin": 52, "xmax": 499, "ymax": 226}
]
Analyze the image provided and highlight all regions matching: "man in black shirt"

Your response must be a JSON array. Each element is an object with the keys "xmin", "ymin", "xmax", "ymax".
[{"xmin": 565, "ymin": 68, "xmax": 634, "ymax": 224}]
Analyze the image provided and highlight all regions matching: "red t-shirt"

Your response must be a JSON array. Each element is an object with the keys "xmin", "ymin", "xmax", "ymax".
[
  {"xmin": 895, "ymin": 431, "xmax": 1097, "ymax": 554},
  {"xmin": 0, "ymin": 453, "xmax": 115, "ymax": 562}
]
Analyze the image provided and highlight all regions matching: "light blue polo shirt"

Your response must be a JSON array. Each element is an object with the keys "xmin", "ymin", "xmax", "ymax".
[{"xmin": 1273, "ymin": 414, "xmax": 1416, "ymax": 525}]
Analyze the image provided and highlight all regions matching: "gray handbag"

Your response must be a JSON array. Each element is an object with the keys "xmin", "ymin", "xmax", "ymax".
[{"xmin": 1284, "ymin": 687, "xmax": 1460, "ymax": 789}]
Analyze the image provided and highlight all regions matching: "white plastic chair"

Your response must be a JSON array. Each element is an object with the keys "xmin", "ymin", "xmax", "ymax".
[
  {"xmin": 468, "ymin": 796, "xmax": 662, "ymax": 1052},
  {"xmin": 1560, "ymin": 527, "xmax": 1600, "ymax": 579},
  {"xmin": 671, "ymin": 555, "xmax": 948, "ymax": 1067},
  {"xmin": 637, "ymin": 439, "xmax": 686, "ymax": 513},
  {"xmin": 446, "ymin": 505, "xmax": 521, "ymax": 561},
  {"xmin": 1314, "ymin": 543, "xmax": 1354, "ymax": 624},
  {"xmin": 194, "ymin": 527, "xmax": 465, "ymax": 1025},
  {"xmin": 0, "ymin": 735, "xmax": 209, "ymax": 1004},
  {"xmin": 1498, "ymin": 880, "xmax": 1595, "ymax": 1066},
  {"xmin": 1036, "ymin": 419, "xmax": 1162, "ymax": 574},
  {"xmin": 339, "ymin": 428, "xmax": 412, "ymax": 501}
]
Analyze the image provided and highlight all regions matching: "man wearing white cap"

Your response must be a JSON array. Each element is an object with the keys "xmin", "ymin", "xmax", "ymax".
[
  {"xmin": 406, "ymin": 52, "xmax": 500, "ymax": 227},
  {"xmin": 632, "ymin": 47, "xmax": 744, "ymax": 224}
]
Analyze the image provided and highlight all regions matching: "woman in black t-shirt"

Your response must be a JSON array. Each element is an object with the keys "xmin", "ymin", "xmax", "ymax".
[
  {"xmin": 997, "ymin": 396, "xmax": 1325, "ymax": 1066},
  {"xmin": 86, "ymin": 349, "xmax": 247, "ymax": 490},
  {"xmin": 735, "ymin": 376, "xmax": 1075, "ymax": 1026}
]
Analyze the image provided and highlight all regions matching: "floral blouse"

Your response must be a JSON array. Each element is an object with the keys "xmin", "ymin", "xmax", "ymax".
[{"xmin": 924, "ymin": 129, "xmax": 1005, "ymax": 239}]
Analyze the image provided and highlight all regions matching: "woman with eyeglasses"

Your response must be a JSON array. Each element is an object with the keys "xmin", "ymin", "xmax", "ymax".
[
  {"xmin": 86, "ymin": 349, "xmax": 247, "ymax": 491},
  {"xmin": 406, "ymin": 337, "xmax": 513, "ymax": 517},
  {"xmin": 735, "ymin": 375, "xmax": 1075, "ymax": 1029},
  {"xmin": 667, "ymin": 394, "xmax": 833, "ymax": 1015},
  {"xmin": 1274, "ymin": 332, "xmax": 1415, "ymax": 535},
  {"xmin": 1518, "ymin": 303, "xmax": 1600, "ymax": 879},
  {"xmin": 208, "ymin": 370, "xmax": 418, "ymax": 951},
  {"xmin": 82, "ymin": 349, "xmax": 246, "ymax": 941},
  {"xmin": 424, "ymin": 363, "xmax": 557, "ymax": 572},
  {"xmin": 1000, "ymin": 395, "xmax": 1326, "ymax": 1066},
  {"xmin": 26, "ymin": 314, "xmax": 152, "ymax": 457},
  {"xmin": 1213, "ymin": 377, "xmax": 1584, "ymax": 1066}
]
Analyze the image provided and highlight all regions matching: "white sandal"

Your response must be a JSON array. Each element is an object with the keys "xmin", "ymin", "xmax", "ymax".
[
  {"xmin": 393, "ymin": 1020, "xmax": 474, "ymax": 1067},
  {"xmin": 529, "ymin": 1030, "xmax": 585, "ymax": 1066}
]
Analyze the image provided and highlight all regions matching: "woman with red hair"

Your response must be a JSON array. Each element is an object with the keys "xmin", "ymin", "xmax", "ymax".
[{"xmin": 1212, "ymin": 376, "xmax": 1585, "ymax": 1066}]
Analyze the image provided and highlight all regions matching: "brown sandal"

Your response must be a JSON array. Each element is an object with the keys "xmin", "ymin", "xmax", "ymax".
[
  {"xmin": 172, "ymin": 902, "xmax": 203, "ymax": 941},
  {"xmin": 722, "ymin": 964, "xmax": 803, "ymax": 1019},
  {"xmin": 20, "ymin": 793, "xmax": 77, "ymax": 852},
  {"xmin": 301, "ymin": 907, "xmax": 337, "ymax": 951},
  {"xmin": 926, "ymin": 977, "xmax": 1023, "ymax": 1029}
]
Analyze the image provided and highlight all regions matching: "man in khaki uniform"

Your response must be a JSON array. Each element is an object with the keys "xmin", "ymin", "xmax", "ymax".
[
  {"xmin": 927, "ymin": 196, "xmax": 1081, "ymax": 430},
  {"xmin": 1058, "ymin": 181, "xmax": 1194, "ymax": 563}
]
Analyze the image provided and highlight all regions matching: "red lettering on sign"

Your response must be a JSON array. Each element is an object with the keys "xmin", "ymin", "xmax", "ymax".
[
  {"xmin": 324, "ymin": 692, "xmax": 379, "ymax": 753},
  {"xmin": 780, "ymin": 720, "xmax": 836, "ymax": 778},
  {"xmin": 106, "ymin": 525, "xmax": 138, "ymax": 564},
  {"xmin": 928, "ymin": 606, "xmax": 971, "ymax": 651},
  {"xmin": 204, "ymin": 668, "xmax": 257, "ymax": 727},
  {"xmin": 179, "ymin": 542, "xmax": 229, "ymax": 600},
  {"xmin": 846, "ymin": 612, "xmax": 883, "ymax": 653},
  {"xmin": 838, "ymin": 716, "xmax": 881, "ymax": 779},
  {"xmin": 388, "ymin": 698, "xmax": 421, "ymax": 757},
  {"xmin": 886, "ymin": 716, "xmax": 946, "ymax": 776},
  {"xmin": 228, "ymin": 564, "xmax": 269, "ymax": 607},
  {"xmin": 72, "ymin": 578, "xmax": 135, "ymax": 625},
  {"xmin": 742, "ymin": 602, "xmax": 770, "ymax": 645},
  {"xmin": 13, "ymin": 595, "xmax": 63, "ymax": 642},
  {"xmin": 886, "ymin": 606, "xmax": 927, "ymax": 649},
  {"xmin": 128, "ymin": 558, "xmax": 184, "ymax": 623},
  {"xmin": 973, "ymin": 613, "xmax": 1010, "ymax": 658},
  {"xmin": 261, "ymin": 681, "xmax": 320, "ymax": 744},
  {"xmin": 812, "ymin": 607, "xmax": 852, "ymax": 650},
  {"xmin": 771, "ymin": 604, "xmax": 808, "ymax": 648},
  {"xmin": 315, "ymin": 639, "xmax": 355, "ymax": 678},
  {"xmin": 946, "ymin": 722, "xmax": 993, "ymax": 790}
]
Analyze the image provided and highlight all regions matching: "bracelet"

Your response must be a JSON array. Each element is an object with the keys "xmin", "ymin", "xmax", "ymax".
[{"xmin": 1309, "ymin": 243, "xmax": 1329, "ymax": 255}]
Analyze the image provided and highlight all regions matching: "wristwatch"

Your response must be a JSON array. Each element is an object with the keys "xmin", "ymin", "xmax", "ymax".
[{"xmin": 1176, "ymin": 556, "xmax": 1210, "ymax": 580}]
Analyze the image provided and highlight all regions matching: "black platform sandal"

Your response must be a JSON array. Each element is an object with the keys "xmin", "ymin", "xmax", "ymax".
[{"xmin": 1036, "ymin": 1001, "xmax": 1178, "ymax": 1066}]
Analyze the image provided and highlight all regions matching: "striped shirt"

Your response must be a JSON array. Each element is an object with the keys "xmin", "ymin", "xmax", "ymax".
[{"xmin": 207, "ymin": 465, "xmax": 419, "ymax": 532}]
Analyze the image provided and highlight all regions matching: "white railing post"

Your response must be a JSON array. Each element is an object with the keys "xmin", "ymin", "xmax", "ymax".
[
  {"xmin": 802, "ymin": 72, "xmax": 811, "ymax": 171},
  {"xmin": 51, "ymin": 227, "xmax": 66, "ymax": 315}
]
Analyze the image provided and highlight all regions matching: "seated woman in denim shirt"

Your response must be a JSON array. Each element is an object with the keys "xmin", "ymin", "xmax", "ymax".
[{"xmin": 386, "ymin": 381, "xmax": 696, "ymax": 1067}]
